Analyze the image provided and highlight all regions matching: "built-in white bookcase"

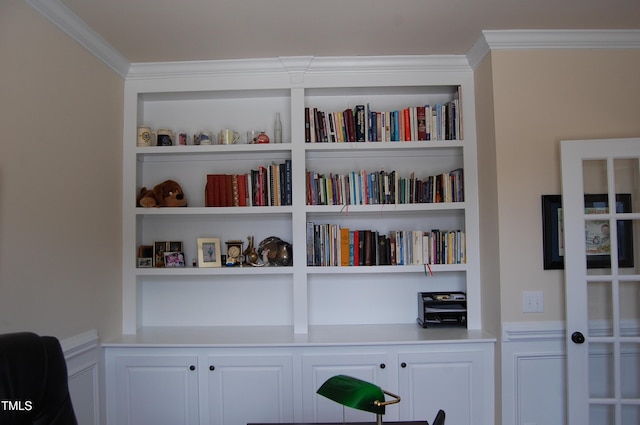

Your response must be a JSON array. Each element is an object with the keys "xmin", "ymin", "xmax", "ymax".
[{"xmin": 121, "ymin": 56, "xmax": 479, "ymax": 335}]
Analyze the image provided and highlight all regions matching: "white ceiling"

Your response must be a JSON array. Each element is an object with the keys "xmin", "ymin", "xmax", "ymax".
[{"xmin": 54, "ymin": 0, "xmax": 640, "ymax": 64}]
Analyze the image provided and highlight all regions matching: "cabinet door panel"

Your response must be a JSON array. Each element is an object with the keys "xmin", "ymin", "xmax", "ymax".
[
  {"xmin": 398, "ymin": 350, "xmax": 485, "ymax": 425},
  {"xmin": 115, "ymin": 355, "xmax": 199, "ymax": 425},
  {"xmin": 207, "ymin": 355, "xmax": 294, "ymax": 425},
  {"xmin": 301, "ymin": 352, "xmax": 390, "ymax": 423}
]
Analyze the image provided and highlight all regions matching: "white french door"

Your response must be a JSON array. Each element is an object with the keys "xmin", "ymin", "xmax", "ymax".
[{"xmin": 562, "ymin": 138, "xmax": 640, "ymax": 425}]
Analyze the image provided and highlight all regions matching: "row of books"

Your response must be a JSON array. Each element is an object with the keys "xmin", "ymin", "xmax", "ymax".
[
  {"xmin": 305, "ymin": 91, "xmax": 462, "ymax": 143},
  {"xmin": 306, "ymin": 224, "xmax": 466, "ymax": 267},
  {"xmin": 205, "ymin": 160, "xmax": 292, "ymax": 207},
  {"xmin": 306, "ymin": 168, "xmax": 463, "ymax": 206}
]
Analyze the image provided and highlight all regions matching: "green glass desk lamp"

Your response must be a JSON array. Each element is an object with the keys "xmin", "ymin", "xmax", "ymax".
[{"xmin": 316, "ymin": 375, "xmax": 401, "ymax": 425}]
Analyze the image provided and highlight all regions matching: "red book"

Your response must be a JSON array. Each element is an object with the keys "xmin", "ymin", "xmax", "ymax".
[
  {"xmin": 403, "ymin": 108, "xmax": 411, "ymax": 141},
  {"xmin": 237, "ymin": 174, "xmax": 247, "ymax": 206},
  {"xmin": 206, "ymin": 175, "xmax": 215, "ymax": 207},
  {"xmin": 206, "ymin": 174, "xmax": 225, "ymax": 207}
]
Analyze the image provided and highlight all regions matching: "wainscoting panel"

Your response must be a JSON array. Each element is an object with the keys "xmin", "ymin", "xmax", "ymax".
[
  {"xmin": 61, "ymin": 330, "xmax": 100, "ymax": 425},
  {"xmin": 502, "ymin": 322, "xmax": 566, "ymax": 425}
]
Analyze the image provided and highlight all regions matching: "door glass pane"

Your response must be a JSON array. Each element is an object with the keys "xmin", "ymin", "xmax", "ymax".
[
  {"xmin": 588, "ymin": 281, "xmax": 613, "ymax": 337},
  {"xmin": 590, "ymin": 404, "xmax": 614, "ymax": 425},
  {"xmin": 614, "ymin": 158, "xmax": 640, "ymax": 214},
  {"xmin": 583, "ymin": 159, "xmax": 608, "ymax": 194},
  {"xmin": 622, "ymin": 405, "xmax": 640, "ymax": 425},
  {"xmin": 585, "ymin": 211, "xmax": 634, "ymax": 276},
  {"xmin": 619, "ymin": 282, "xmax": 640, "ymax": 337},
  {"xmin": 621, "ymin": 342, "xmax": 640, "ymax": 399},
  {"xmin": 589, "ymin": 342, "xmax": 614, "ymax": 398}
]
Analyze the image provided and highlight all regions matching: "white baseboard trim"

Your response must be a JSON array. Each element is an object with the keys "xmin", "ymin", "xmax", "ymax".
[
  {"xmin": 61, "ymin": 330, "xmax": 101, "ymax": 425},
  {"xmin": 60, "ymin": 329, "xmax": 99, "ymax": 360}
]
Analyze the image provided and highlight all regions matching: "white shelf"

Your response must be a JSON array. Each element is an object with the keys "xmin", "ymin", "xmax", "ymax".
[
  {"xmin": 135, "ymin": 266, "xmax": 294, "ymax": 276},
  {"xmin": 305, "ymin": 264, "xmax": 466, "ymax": 274},
  {"xmin": 136, "ymin": 206, "xmax": 294, "ymax": 216}
]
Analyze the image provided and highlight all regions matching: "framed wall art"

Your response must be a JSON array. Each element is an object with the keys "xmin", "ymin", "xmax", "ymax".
[{"xmin": 542, "ymin": 193, "xmax": 633, "ymax": 270}]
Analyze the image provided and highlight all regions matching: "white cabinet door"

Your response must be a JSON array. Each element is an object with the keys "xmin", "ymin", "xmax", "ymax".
[
  {"xmin": 114, "ymin": 355, "xmax": 200, "ymax": 425},
  {"xmin": 301, "ymin": 352, "xmax": 391, "ymax": 423},
  {"xmin": 398, "ymin": 349, "xmax": 490, "ymax": 425},
  {"xmin": 206, "ymin": 354, "xmax": 294, "ymax": 425}
]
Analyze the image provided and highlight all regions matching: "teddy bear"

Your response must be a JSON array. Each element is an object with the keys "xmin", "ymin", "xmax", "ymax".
[{"xmin": 137, "ymin": 179, "xmax": 188, "ymax": 208}]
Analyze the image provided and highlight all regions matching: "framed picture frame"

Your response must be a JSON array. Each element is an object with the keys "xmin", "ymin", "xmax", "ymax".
[
  {"xmin": 137, "ymin": 257, "xmax": 152, "ymax": 268},
  {"xmin": 542, "ymin": 194, "xmax": 633, "ymax": 270},
  {"xmin": 153, "ymin": 241, "xmax": 183, "ymax": 267},
  {"xmin": 197, "ymin": 238, "xmax": 222, "ymax": 268},
  {"xmin": 137, "ymin": 245, "xmax": 153, "ymax": 268},
  {"xmin": 164, "ymin": 251, "xmax": 186, "ymax": 267}
]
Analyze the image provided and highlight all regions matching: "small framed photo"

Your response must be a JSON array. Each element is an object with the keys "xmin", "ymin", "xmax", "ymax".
[
  {"xmin": 137, "ymin": 245, "xmax": 153, "ymax": 268},
  {"xmin": 153, "ymin": 241, "xmax": 183, "ymax": 267},
  {"xmin": 197, "ymin": 238, "xmax": 222, "ymax": 268},
  {"xmin": 542, "ymin": 194, "xmax": 633, "ymax": 269},
  {"xmin": 164, "ymin": 251, "xmax": 186, "ymax": 267},
  {"xmin": 138, "ymin": 257, "xmax": 152, "ymax": 268}
]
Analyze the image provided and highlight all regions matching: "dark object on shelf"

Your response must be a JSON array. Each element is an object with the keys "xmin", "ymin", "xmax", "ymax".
[
  {"xmin": 258, "ymin": 236, "xmax": 293, "ymax": 266},
  {"xmin": 417, "ymin": 292, "xmax": 467, "ymax": 328},
  {"xmin": 244, "ymin": 235, "xmax": 259, "ymax": 265},
  {"xmin": 0, "ymin": 332, "xmax": 78, "ymax": 425}
]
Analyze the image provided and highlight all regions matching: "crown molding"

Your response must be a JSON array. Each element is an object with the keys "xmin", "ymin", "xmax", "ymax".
[
  {"xmin": 467, "ymin": 29, "xmax": 640, "ymax": 69},
  {"xmin": 127, "ymin": 57, "xmax": 290, "ymax": 80},
  {"xmin": 482, "ymin": 29, "xmax": 640, "ymax": 50},
  {"xmin": 128, "ymin": 55, "xmax": 473, "ymax": 83},
  {"xmin": 24, "ymin": 0, "xmax": 130, "ymax": 78},
  {"xmin": 21, "ymin": 2, "xmax": 640, "ymax": 80}
]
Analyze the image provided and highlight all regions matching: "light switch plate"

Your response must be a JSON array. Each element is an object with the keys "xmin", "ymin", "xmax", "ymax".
[{"xmin": 523, "ymin": 291, "xmax": 544, "ymax": 313}]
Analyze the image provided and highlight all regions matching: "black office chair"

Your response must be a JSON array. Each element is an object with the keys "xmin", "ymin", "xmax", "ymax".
[
  {"xmin": 432, "ymin": 409, "xmax": 446, "ymax": 425},
  {"xmin": 0, "ymin": 332, "xmax": 78, "ymax": 425}
]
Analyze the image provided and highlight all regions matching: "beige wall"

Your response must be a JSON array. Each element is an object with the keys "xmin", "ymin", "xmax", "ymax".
[
  {"xmin": 0, "ymin": 1, "xmax": 124, "ymax": 340},
  {"xmin": 474, "ymin": 53, "xmax": 504, "ymax": 422},
  {"xmin": 486, "ymin": 49, "xmax": 640, "ymax": 323}
]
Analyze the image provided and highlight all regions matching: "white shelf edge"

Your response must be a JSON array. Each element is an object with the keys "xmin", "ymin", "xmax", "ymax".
[
  {"xmin": 135, "ymin": 266, "xmax": 294, "ymax": 276},
  {"xmin": 305, "ymin": 264, "xmax": 467, "ymax": 274},
  {"xmin": 136, "ymin": 206, "xmax": 293, "ymax": 215},
  {"xmin": 135, "ymin": 143, "xmax": 293, "ymax": 155},
  {"xmin": 305, "ymin": 202, "xmax": 466, "ymax": 214},
  {"xmin": 304, "ymin": 140, "xmax": 464, "ymax": 150}
]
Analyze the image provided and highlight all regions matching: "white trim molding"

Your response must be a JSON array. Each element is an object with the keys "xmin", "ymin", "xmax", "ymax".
[
  {"xmin": 502, "ymin": 321, "xmax": 565, "ymax": 342},
  {"xmin": 482, "ymin": 29, "xmax": 640, "ymax": 51},
  {"xmin": 61, "ymin": 330, "xmax": 101, "ymax": 425},
  {"xmin": 23, "ymin": 0, "xmax": 129, "ymax": 78},
  {"xmin": 502, "ymin": 322, "xmax": 567, "ymax": 425},
  {"xmin": 467, "ymin": 29, "xmax": 640, "ymax": 69}
]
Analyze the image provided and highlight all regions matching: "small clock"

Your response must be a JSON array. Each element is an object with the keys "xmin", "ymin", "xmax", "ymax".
[{"xmin": 225, "ymin": 240, "xmax": 244, "ymax": 266}]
